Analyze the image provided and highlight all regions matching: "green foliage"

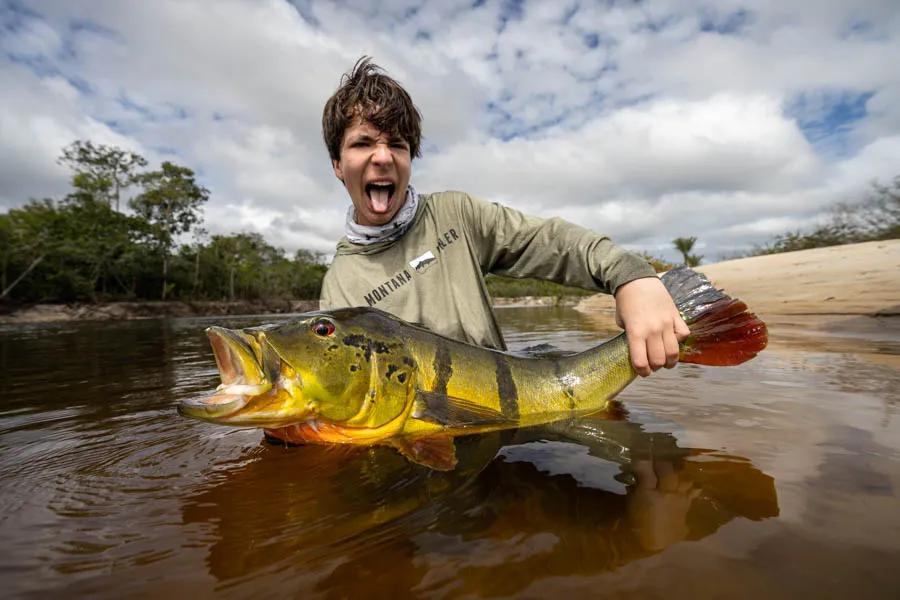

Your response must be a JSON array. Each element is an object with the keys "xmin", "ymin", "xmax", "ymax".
[
  {"xmin": 58, "ymin": 140, "xmax": 148, "ymax": 211},
  {"xmin": 485, "ymin": 275, "xmax": 594, "ymax": 298},
  {"xmin": 179, "ymin": 233, "xmax": 325, "ymax": 301},
  {"xmin": 672, "ymin": 236, "xmax": 703, "ymax": 266},
  {"xmin": 637, "ymin": 252, "xmax": 677, "ymax": 273},
  {"xmin": 747, "ymin": 177, "xmax": 900, "ymax": 256},
  {"xmin": 1, "ymin": 197, "xmax": 147, "ymax": 301},
  {"xmin": 130, "ymin": 162, "xmax": 209, "ymax": 299},
  {"xmin": 1, "ymin": 140, "xmax": 326, "ymax": 304}
]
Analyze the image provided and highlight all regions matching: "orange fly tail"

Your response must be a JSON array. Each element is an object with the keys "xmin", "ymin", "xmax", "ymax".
[{"xmin": 661, "ymin": 267, "xmax": 768, "ymax": 366}]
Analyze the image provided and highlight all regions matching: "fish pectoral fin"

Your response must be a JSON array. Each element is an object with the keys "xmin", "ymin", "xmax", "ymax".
[
  {"xmin": 413, "ymin": 390, "xmax": 516, "ymax": 428},
  {"xmin": 389, "ymin": 435, "xmax": 458, "ymax": 471}
]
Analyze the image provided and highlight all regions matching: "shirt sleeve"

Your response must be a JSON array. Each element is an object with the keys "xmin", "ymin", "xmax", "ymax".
[{"xmin": 457, "ymin": 193, "xmax": 657, "ymax": 295}]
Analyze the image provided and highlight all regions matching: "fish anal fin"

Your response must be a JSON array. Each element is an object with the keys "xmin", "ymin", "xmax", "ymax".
[
  {"xmin": 390, "ymin": 435, "xmax": 458, "ymax": 471},
  {"xmin": 413, "ymin": 390, "xmax": 515, "ymax": 428}
]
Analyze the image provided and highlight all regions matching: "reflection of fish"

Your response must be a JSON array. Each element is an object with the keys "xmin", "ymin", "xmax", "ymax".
[
  {"xmin": 179, "ymin": 268, "xmax": 767, "ymax": 470},
  {"xmin": 183, "ymin": 415, "xmax": 778, "ymax": 590}
]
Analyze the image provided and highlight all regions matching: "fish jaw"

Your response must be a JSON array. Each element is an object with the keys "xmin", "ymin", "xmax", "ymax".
[
  {"xmin": 178, "ymin": 326, "xmax": 315, "ymax": 427},
  {"xmin": 178, "ymin": 387, "xmax": 259, "ymax": 421},
  {"xmin": 206, "ymin": 326, "xmax": 271, "ymax": 387}
]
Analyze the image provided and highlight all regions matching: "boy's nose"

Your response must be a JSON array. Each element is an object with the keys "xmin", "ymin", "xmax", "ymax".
[{"xmin": 371, "ymin": 143, "xmax": 393, "ymax": 164}]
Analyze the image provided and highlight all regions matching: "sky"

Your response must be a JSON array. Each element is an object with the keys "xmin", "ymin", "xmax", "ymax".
[{"xmin": 1, "ymin": 0, "xmax": 898, "ymax": 262}]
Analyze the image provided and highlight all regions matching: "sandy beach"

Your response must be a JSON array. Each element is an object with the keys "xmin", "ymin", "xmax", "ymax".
[{"xmin": 576, "ymin": 239, "xmax": 900, "ymax": 346}]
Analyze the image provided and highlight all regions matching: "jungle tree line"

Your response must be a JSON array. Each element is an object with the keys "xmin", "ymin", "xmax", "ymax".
[{"xmin": 0, "ymin": 141, "xmax": 326, "ymax": 303}]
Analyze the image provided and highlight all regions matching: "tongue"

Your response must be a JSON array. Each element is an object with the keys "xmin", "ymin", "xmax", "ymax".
[{"xmin": 370, "ymin": 187, "xmax": 391, "ymax": 212}]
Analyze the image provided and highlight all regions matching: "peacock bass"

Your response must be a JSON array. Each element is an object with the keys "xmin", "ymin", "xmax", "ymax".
[{"xmin": 179, "ymin": 268, "xmax": 767, "ymax": 470}]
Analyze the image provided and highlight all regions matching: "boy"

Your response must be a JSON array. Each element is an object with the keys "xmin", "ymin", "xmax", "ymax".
[{"xmin": 320, "ymin": 58, "xmax": 689, "ymax": 377}]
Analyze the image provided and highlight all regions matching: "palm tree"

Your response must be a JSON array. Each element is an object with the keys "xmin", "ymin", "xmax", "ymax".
[{"xmin": 672, "ymin": 236, "xmax": 703, "ymax": 267}]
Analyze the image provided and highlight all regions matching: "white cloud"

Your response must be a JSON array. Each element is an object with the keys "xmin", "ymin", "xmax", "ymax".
[
  {"xmin": 0, "ymin": 61, "xmax": 142, "ymax": 205},
  {"xmin": 1, "ymin": 0, "xmax": 898, "ymax": 260},
  {"xmin": 419, "ymin": 93, "xmax": 819, "ymax": 210}
]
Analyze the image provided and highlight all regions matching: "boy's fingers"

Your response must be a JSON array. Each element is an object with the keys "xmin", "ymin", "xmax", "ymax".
[
  {"xmin": 646, "ymin": 332, "xmax": 666, "ymax": 371},
  {"xmin": 664, "ymin": 327, "xmax": 679, "ymax": 369},
  {"xmin": 628, "ymin": 333, "xmax": 651, "ymax": 377},
  {"xmin": 674, "ymin": 312, "xmax": 691, "ymax": 341}
]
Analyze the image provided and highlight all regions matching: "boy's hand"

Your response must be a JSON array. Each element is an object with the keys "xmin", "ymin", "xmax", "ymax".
[{"xmin": 614, "ymin": 277, "xmax": 690, "ymax": 377}]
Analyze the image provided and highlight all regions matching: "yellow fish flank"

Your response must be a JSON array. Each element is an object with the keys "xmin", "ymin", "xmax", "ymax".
[{"xmin": 179, "ymin": 268, "xmax": 767, "ymax": 470}]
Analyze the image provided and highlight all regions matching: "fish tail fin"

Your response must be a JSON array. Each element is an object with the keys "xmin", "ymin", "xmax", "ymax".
[{"xmin": 661, "ymin": 267, "xmax": 768, "ymax": 366}]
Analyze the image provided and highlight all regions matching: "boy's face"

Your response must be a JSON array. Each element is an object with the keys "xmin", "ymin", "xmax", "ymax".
[{"xmin": 332, "ymin": 117, "xmax": 412, "ymax": 227}]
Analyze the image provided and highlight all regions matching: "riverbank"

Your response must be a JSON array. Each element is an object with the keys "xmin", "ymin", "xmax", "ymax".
[
  {"xmin": 0, "ymin": 295, "xmax": 585, "ymax": 324},
  {"xmin": 5, "ymin": 240, "xmax": 897, "ymax": 328},
  {"xmin": 0, "ymin": 299, "xmax": 321, "ymax": 324},
  {"xmin": 576, "ymin": 239, "xmax": 900, "ymax": 343}
]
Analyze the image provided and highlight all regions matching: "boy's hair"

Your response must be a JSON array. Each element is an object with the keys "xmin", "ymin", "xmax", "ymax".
[{"xmin": 322, "ymin": 56, "xmax": 422, "ymax": 162}]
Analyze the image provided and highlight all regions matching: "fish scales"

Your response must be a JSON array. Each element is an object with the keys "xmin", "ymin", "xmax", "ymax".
[{"xmin": 410, "ymin": 334, "xmax": 622, "ymax": 429}]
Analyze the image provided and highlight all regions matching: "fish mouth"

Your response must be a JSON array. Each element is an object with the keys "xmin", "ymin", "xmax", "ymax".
[
  {"xmin": 178, "ymin": 326, "xmax": 286, "ymax": 423},
  {"xmin": 178, "ymin": 388, "xmax": 260, "ymax": 420}
]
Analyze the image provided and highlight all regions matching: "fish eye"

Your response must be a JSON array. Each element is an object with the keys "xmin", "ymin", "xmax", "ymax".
[{"xmin": 312, "ymin": 318, "xmax": 336, "ymax": 337}]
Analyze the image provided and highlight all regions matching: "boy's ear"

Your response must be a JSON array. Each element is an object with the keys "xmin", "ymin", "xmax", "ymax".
[{"xmin": 332, "ymin": 159, "xmax": 344, "ymax": 183}]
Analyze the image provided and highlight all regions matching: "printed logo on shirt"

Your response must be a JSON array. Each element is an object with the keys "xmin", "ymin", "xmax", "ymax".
[
  {"xmin": 361, "ymin": 227, "xmax": 461, "ymax": 307},
  {"xmin": 408, "ymin": 228, "xmax": 459, "ymax": 273},
  {"xmin": 363, "ymin": 269, "xmax": 414, "ymax": 307},
  {"xmin": 409, "ymin": 251, "xmax": 436, "ymax": 274},
  {"xmin": 435, "ymin": 228, "xmax": 459, "ymax": 253}
]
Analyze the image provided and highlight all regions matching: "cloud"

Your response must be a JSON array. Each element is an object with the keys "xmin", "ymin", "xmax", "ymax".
[
  {"xmin": 1, "ymin": 0, "xmax": 898, "ymax": 261},
  {"xmin": 419, "ymin": 92, "xmax": 820, "ymax": 210},
  {"xmin": 0, "ymin": 60, "xmax": 142, "ymax": 206}
]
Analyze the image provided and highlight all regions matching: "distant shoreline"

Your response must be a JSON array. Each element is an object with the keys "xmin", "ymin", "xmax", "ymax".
[
  {"xmin": 0, "ymin": 299, "xmax": 320, "ymax": 325},
  {"xmin": 6, "ymin": 240, "xmax": 897, "ymax": 327},
  {"xmin": 0, "ymin": 295, "xmax": 586, "ymax": 325}
]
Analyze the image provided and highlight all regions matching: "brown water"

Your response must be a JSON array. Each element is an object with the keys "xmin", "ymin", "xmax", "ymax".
[{"xmin": 1, "ymin": 307, "xmax": 898, "ymax": 598}]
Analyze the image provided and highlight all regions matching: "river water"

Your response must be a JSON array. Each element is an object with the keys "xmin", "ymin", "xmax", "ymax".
[{"xmin": 1, "ymin": 307, "xmax": 898, "ymax": 598}]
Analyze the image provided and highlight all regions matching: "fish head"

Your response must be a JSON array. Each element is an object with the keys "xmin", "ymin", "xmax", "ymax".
[{"xmin": 179, "ymin": 309, "xmax": 416, "ymax": 429}]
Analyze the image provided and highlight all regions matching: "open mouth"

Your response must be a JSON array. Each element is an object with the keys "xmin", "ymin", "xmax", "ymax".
[
  {"xmin": 178, "ymin": 327, "xmax": 280, "ymax": 421},
  {"xmin": 365, "ymin": 182, "xmax": 396, "ymax": 213}
]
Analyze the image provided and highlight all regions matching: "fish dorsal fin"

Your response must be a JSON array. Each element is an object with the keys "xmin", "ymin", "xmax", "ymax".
[
  {"xmin": 413, "ymin": 390, "xmax": 515, "ymax": 429},
  {"xmin": 389, "ymin": 435, "xmax": 457, "ymax": 471}
]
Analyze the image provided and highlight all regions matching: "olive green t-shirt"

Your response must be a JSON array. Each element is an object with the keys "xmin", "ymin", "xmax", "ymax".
[{"xmin": 320, "ymin": 191, "xmax": 656, "ymax": 350}]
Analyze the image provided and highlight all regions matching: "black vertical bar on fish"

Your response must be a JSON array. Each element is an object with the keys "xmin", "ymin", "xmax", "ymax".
[
  {"xmin": 493, "ymin": 353, "xmax": 520, "ymax": 419},
  {"xmin": 432, "ymin": 339, "xmax": 453, "ymax": 397},
  {"xmin": 554, "ymin": 358, "xmax": 577, "ymax": 414}
]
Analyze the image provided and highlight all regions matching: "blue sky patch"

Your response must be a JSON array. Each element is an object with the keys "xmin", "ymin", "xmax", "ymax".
[
  {"xmin": 787, "ymin": 89, "xmax": 874, "ymax": 158},
  {"xmin": 69, "ymin": 18, "xmax": 120, "ymax": 40},
  {"xmin": 699, "ymin": 8, "xmax": 751, "ymax": 35},
  {"xmin": 635, "ymin": 12, "xmax": 681, "ymax": 34},
  {"xmin": 1, "ymin": 0, "xmax": 41, "ymax": 26},
  {"xmin": 286, "ymin": 0, "xmax": 319, "ymax": 27},
  {"xmin": 497, "ymin": 0, "xmax": 525, "ymax": 32},
  {"xmin": 151, "ymin": 145, "xmax": 179, "ymax": 157}
]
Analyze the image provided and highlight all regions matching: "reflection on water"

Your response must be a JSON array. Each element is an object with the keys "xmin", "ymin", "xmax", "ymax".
[
  {"xmin": 0, "ymin": 308, "xmax": 898, "ymax": 597},
  {"xmin": 180, "ymin": 419, "xmax": 776, "ymax": 597}
]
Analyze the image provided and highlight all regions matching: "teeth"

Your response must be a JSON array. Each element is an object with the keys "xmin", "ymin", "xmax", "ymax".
[{"xmin": 216, "ymin": 383, "xmax": 271, "ymax": 395}]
